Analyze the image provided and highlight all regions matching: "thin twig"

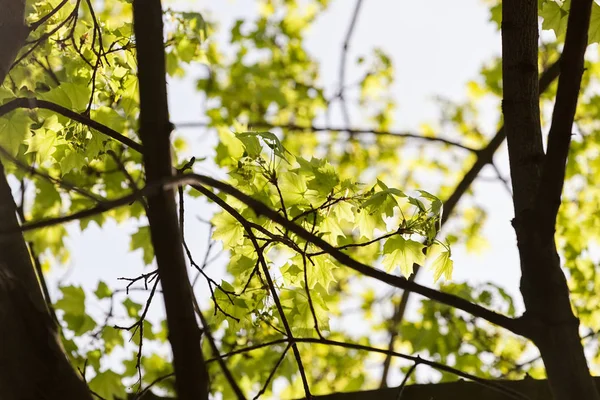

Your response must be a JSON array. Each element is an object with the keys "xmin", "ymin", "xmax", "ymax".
[
  {"xmin": 338, "ymin": 0, "xmax": 364, "ymax": 128},
  {"xmin": 253, "ymin": 344, "xmax": 291, "ymax": 400},
  {"xmin": 0, "ymin": 145, "xmax": 105, "ymax": 203},
  {"xmin": 378, "ymin": 57, "xmax": 562, "ymax": 387},
  {"xmin": 192, "ymin": 293, "xmax": 246, "ymax": 399},
  {"xmin": 396, "ymin": 359, "xmax": 420, "ymax": 400},
  {"xmin": 12, "ymin": 172, "xmax": 525, "ymax": 336},
  {"xmin": 0, "ymin": 97, "xmax": 143, "ymax": 152},
  {"xmin": 174, "ymin": 120, "xmax": 478, "ymax": 153}
]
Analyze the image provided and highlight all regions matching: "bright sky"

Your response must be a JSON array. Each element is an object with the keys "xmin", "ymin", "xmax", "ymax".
[{"xmin": 42, "ymin": 0, "xmax": 528, "ymax": 390}]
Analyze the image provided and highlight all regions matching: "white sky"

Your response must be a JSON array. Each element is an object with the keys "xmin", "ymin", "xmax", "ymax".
[{"xmin": 41, "ymin": 0, "xmax": 529, "ymax": 391}]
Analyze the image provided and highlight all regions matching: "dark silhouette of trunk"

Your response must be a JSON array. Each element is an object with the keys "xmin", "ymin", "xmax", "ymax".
[
  {"xmin": 502, "ymin": 0, "xmax": 599, "ymax": 399},
  {"xmin": 0, "ymin": 1, "xmax": 93, "ymax": 399},
  {"xmin": 132, "ymin": 0, "xmax": 209, "ymax": 399}
]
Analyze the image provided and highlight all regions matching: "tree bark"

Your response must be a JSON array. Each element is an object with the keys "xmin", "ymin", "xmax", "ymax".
[
  {"xmin": 132, "ymin": 1, "xmax": 209, "ymax": 399},
  {"xmin": 311, "ymin": 377, "xmax": 600, "ymax": 400},
  {"xmin": 502, "ymin": 1, "xmax": 599, "ymax": 399},
  {"xmin": 0, "ymin": 1, "xmax": 93, "ymax": 399},
  {"xmin": 379, "ymin": 58, "xmax": 561, "ymax": 388}
]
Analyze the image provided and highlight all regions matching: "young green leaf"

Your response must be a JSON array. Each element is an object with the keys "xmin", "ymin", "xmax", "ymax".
[
  {"xmin": 430, "ymin": 249, "xmax": 454, "ymax": 282},
  {"xmin": 130, "ymin": 226, "xmax": 155, "ymax": 265},
  {"xmin": 382, "ymin": 236, "xmax": 425, "ymax": 277}
]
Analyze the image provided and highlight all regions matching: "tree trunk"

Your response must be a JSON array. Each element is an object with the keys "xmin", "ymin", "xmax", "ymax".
[
  {"xmin": 0, "ymin": 1, "xmax": 93, "ymax": 399},
  {"xmin": 502, "ymin": 0, "xmax": 599, "ymax": 399},
  {"xmin": 132, "ymin": 0, "xmax": 210, "ymax": 398}
]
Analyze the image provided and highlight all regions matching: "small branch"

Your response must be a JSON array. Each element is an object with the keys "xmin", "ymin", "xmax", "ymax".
[
  {"xmin": 188, "ymin": 175, "xmax": 526, "ymax": 336},
  {"xmin": 201, "ymin": 336, "xmax": 528, "ymax": 400},
  {"xmin": 11, "ymin": 1, "xmax": 81, "ymax": 69},
  {"xmin": 490, "ymin": 162, "xmax": 513, "ymax": 197},
  {"xmin": 0, "ymin": 97, "xmax": 143, "ymax": 153},
  {"xmin": 14, "ymin": 187, "xmax": 60, "ymax": 329},
  {"xmin": 115, "ymin": 276, "xmax": 160, "ymax": 387},
  {"xmin": 0, "ymin": 144, "xmax": 105, "ymax": 203},
  {"xmin": 299, "ymin": 339, "xmax": 528, "ymax": 400},
  {"xmin": 378, "ymin": 58, "xmax": 563, "ymax": 387},
  {"xmin": 34, "ymin": 57, "xmax": 60, "ymax": 85},
  {"xmin": 379, "ymin": 274, "xmax": 415, "ymax": 388},
  {"xmin": 13, "ymin": 172, "xmax": 526, "ymax": 336},
  {"xmin": 303, "ymin": 214, "xmax": 324, "ymax": 339},
  {"xmin": 174, "ymin": 120, "xmax": 479, "ymax": 153},
  {"xmin": 535, "ymin": 0, "xmax": 593, "ymax": 234},
  {"xmin": 192, "ymin": 295, "xmax": 246, "ymax": 400},
  {"xmin": 396, "ymin": 359, "xmax": 419, "ymax": 400},
  {"xmin": 338, "ymin": 0, "xmax": 364, "ymax": 128},
  {"xmin": 29, "ymin": 0, "xmax": 70, "ymax": 31},
  {"xmin": 253, "ymin": 344, "xmax": 291, "ymax": 400},
  {"xmin": 308, "ymin": 227, "xmax": 407, "ymax": 257},
  {"xmin": 204, "ymin": 185, "xmax": 312, "ymax": 398},
  {"xmin": 107, "ymin": 150, "xmax": 148, "ymax": 212}
]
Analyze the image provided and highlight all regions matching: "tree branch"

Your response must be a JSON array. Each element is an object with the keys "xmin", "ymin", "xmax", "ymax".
[
  {"xmin": 337, "ymin": 0, "xmax": 364, "ymax": 127},
  {"xmin": 13, "ymin": 171, "xmax": 526, "ymax": 335},
  {"xmin": 188, "ymin": 176, "xmax": 526, "ymax": 334},
  {"xmin": 0, "ymin": 97, "xmax": 143, "ymax": 153},
  {"xmin": 378, "ymin": 57, "xmax": 561, "ymax": 387},
  {"xmin": 502, "ymin": 0, "xmax": 545, "ymax": 213},
  {"xmin": 175, "ymin": 120, "xmax": 479, "ymax": 152},
  {"xmin": 535, "ymin": 0, "xmax": 593, "ymax": 234},
  {"xmin": 132, "ymin": 0, "xmax": 208, "ymax": 398}
]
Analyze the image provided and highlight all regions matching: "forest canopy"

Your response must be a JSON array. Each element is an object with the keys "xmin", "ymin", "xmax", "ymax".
[{"xmin": 0, "ymin": 0, "xmax": 600, "ymax": 400}]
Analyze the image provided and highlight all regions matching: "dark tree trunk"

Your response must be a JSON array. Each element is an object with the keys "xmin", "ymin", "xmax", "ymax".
[
  {"xmin": 502, "ymin": 0, "xmax": 599, "ymax": 399},
  {"xmin": 0, "ymin": 1, "xmax": 93, "ymax": 399},
  {"xmin": 132, "ymin": 0, "xmax": 209, "ymax": 399}
]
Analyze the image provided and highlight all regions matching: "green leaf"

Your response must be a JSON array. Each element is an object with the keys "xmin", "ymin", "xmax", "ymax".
[
  {"xmin": 0, "ymin": 110, "xmax": 30, "ymax": 156},
  {"xmin": 59, "ymin": 148, "xmax": 87, "ymax": 174},
  {"xmin": 176, "ymin": 37, "xmax": 197, "ymax": 63},
  {"xmin": 55, "ymin": 285, "xmax": 86, "ymax": 316},
  {"xmin": 92, "ymin": 106, "xmax": 126, "ymax": 133},
  {"xmin": 229, "ymin": 254, "xmax": 257, "ymax": 281},
  {"xmin": 102, "ymin": 326, "xmax": 124, "ymax": 353},
  {"xmin": 361, "ymin": 180, "xmax": 404, "ymax": 217},
  {"xmin": 332, "ymin": 200, "xmax": 355, "ymax": 223},
  {"xmin": 407, "ymin": 196, "xmax": 426, "ymax": 212},
  {"xmin": 279, "ymin": 171, "xmax": 308, "ymax": 204},
  {"xmin": 89, "ymin": 370, "xmax": 126, "ymax": 400},
  {"xmin": 285, "ymin": 289, "xmax": 330, "ymax": 335},
  {"xmin": 253, "ymin": 131, "xmax": 289, "ymax": 160},
  {"xmin": 212, "ymin": 211, "xmax": 244, "ymax": 247},
  {"xmin": 237, "ymin": 131, "xmax": 262, "ymax": 157},
  {"xmin": 130, "ymin": 226, "xmax": 155, "ymax": 265},
  {"xmin": 430, "ymin": 249, "xmax": 454, "ymax": 282},
  {"xmin": 589, "ymin": 2, "xmax": 600, "ymax": 44},
  {"xmin": 40, "ymin": 86, "xmax": 72, "ymax": 109},
  {"xmin": 85, "ymin": 130, "xmax": 108, "ymax": 158},
  {"xmin": 215, "ymin": 128, "xmax": 244, "ymax": 166},
  {"xmin": 320, "ymin": 215, "xmax": 345, "ymax": 245},
  {"xmin": 418, "ymin": 190, "xmax": 443, "ymax": 216},
  {"xmin": 281, "ymin": 261, "xmax": 304, "ymax": 287},
  {"xmin": 25, "ymin": 127, "xmax": 61, "ymax": 162},
  {"xmin": 307, "ymin": 255, "xmax": 337, "ymax": 293},
  {"xmin": 298, "ymin": 157, "xmax": 339, "ymax": 195},
  {"xmin": 540, "ymin": 1, "xmax": 568, "ymax": 36},
  {"xmin": 355, "ymin": 208, "xmax": 385, "ymax": 239},
  {"xmin": 61, "ymin": 82, "xmax": 92, "ymax": 111},
  {"xmin": 63, "ymin": 314, "xmax": 96, "ymax": 335},
  {"xmin": 382, "ymin": 236, "xmax": 425, "ymax": 277},
  {"xmin": 123, "ymin": 298, "xmax": 142, "ymax": 318},
  {"xmin": 94, "ymin": 281, "xmax": 112, "ymax": 299}
]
